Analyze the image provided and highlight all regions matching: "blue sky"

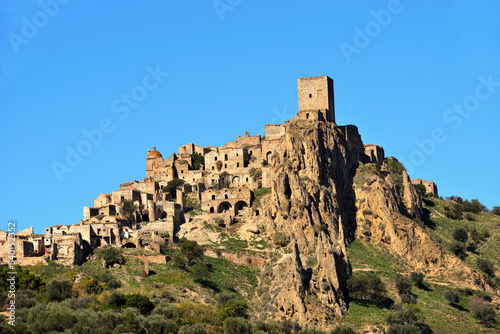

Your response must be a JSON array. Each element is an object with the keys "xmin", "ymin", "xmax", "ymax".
[{"xmin": 1, "ymin": 1, "xmax": 499, "ymax": 233}]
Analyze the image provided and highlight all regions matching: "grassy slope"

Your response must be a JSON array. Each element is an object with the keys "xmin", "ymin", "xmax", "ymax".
[{"xmin": 343, "ymin": 197, "xmax": 500, "ymax": 333}]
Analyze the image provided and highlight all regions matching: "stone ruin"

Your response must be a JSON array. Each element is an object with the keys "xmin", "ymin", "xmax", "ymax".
[{"xmin": 1, "ymin": 75, "xmax": 430, "ymax": 266}]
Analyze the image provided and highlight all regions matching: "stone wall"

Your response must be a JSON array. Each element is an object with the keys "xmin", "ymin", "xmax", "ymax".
[{"xmin": 297, "ymin": 76, "xmax": 335, "ymax": 123}]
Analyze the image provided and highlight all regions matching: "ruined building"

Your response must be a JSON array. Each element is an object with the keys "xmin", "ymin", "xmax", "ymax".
[{"xmin": 1, "ymin": 75, "xmax": 412, "ymax": 266}]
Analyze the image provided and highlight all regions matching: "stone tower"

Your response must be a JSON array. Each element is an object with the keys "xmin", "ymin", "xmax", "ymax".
[
  {"xmin": 146, "ymin": 146, "xmax": 163, "ymax": 178},
  {"xmin": 297, "ymin": 76, "xmax": 335, "ymax": 123}
]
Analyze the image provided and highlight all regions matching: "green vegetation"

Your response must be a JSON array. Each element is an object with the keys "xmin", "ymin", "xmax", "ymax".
[
  {"xmin": 120, "ymin": 199, "xmax": 137, "ymax": 222},
  {"xmin": 185, "ymin": 196, "xmax": 202, "ymax": 214},
  {"xmin": 162, "ymin": 178, "xmax": 185, "ymax": 199},
  {"xmin": 249, "ymin": 167, "xmax": 262, "ymax": 180},
  {"xmin": 346, "ymin": 271, "xmax": 388, "ymax": 304},
  {"xmin": 96, "ymin": 245, "xmax": 125, "ymax": 267},
  {"xmin": 272, "ymin": 232, "xmax": 290, "ymax": 247},
  {"xmin": 178, "ymin": 237, "xmax": 204, "ymax": 266},
  {"xmin": 253, "ymin": 187, "xmax": 272, "ymax": 207},
  {"xmin": 190, "ymin": 152, "xmax": 204, "ymax": 170}
]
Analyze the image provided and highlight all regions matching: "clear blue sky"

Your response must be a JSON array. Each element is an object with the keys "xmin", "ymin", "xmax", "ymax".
[{"xmin": 1, "ymin": 1, "xmax": 499, "ymax": 233}]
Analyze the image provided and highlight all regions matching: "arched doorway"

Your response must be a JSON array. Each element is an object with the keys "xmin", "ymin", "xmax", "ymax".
[
  {"xmin": 235, "ymin": 201, "xmax": 248, "ymax": 216},
  {"xmin": 266, "ymin": 151, "xmax": 272, "ymax": 163},
  {"xmin": 217, "ymin": 201, "xmax": 232, "ymax": 213},
  {"xmin": 122, "ymin": 242, "xmax": 137, "ymax": 248}
]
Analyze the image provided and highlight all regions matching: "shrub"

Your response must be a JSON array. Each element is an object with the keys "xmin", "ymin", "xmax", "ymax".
[
  {"xmin": 191, "ymin": 262, "xmax": 211, "ymax": 283},
  {"xmin": 299, "ymin": 328, "xmax": 326, "ymax": 334},
  {"xmin": 469, "ymin": 297, "xmax": 496, "ymax": 325},
  {"xmin": 470, "ymin": 227, "xmax": 490, "ymax": 243},
  {"xmin": 452, "ymin": 227, "xmax": 468, "ymax": 243},
  {"xmin": 96, "ymin": 246, "xmax": 124, "ymax": 267},
  {"xmin": 409, "ymin": 272, "xmax": 424, "ymax": 286},
  {"xmin": 387, "ymin": 158, "xmax": 404, "ymax": 175},
  {"xmin": 162, "ymin": 178, "xmax": 185, "ymax": 199},
  {"xmin": 152, "ymin": 301, "xmax": 177, "ymax": 318},
  {"xmin": 449, "ymin": 241, "xmax": 467, "ymax": 259},
  {"xmin": 386, "ymin": 324, "xmax": 421, "ymax": 334},
  {"xmin": 492, "ymin": 206, "xmax": 500, "ymax": 215},
  {"xmin": 444, "ymin": 203, "xmax": 462, "ymax": 220},
  {"xmin": 400, "ymin": 293, "xmax": 417, "ymax": 305},
  {"xmin": 178, "ymin": 237, "xmax": 204, "ymax": 266},
  {"xmin": 120, "ymin": 199, "xmax": 137, "ymax": 222},
  {"xmin": 172, "ymin": 252, "xmax": 187, "ymax": 269},
  {"xmin": 249, "ymin": 167, "xmax": 263, "ymax": 180},
  {"xmin": 218, "ymin": 298, "xmax": 249, "ymax": 320},
  {"xmin": 15, "ymin": 289, "xmax": 38, "ymax": 309},
  {"xmin": 272, "ymin": 232, "xmax": 289, "ymax": 247},
  {"xmin": 413, "ymin": 184, "xmax": 426, "ymax": 197},
  {"xmin": 46, "ymin": 278, "xmax": 73, "ymax": 302},
  {"xmin": 466, "ymin": 242, "xmax": 477, "ymax": 252},
  {"xmin": 444, "ymin": 290, "xmax": 460, "ymax": 305},
  {"xmin": 143, "ymin": 314, "xmax": 179, "ymax": 334},
  {"xmin": 330, "ymin": 324, "xmax": 358, "ymax": 334},
  {"xmin": 463, "ymin": 212, "xmax": 475, "ymax": 221},
  {"xmin": 191, "ymin": 153, "xmax": 204, "ymax": 170},
  {"xmin": 223, "ymin": 317, "xmax": 252, "ymax": 334},
  {"xmin": 106, "ymin": 291, "xmax": 125, "ymax": 308},
  {"xmin": 395, "ymin": 276, "xmax": 412, "ymax": 295},
  {"xmin": 462, "ymin": 199, "xmax": 486, "ymax": 214},
  {"xmin": 347, "ymin": 271, "xmax": 387, "ymax": 303},
  {"xmin": 179, "ymin": 323, "xmax": 207, "ymax": 334},
  {"xmin": 476, "ymin": 258, "xmax": 495, "ymax": 277},
  {"xmin": 123, "ymin": 294, "xmax": 155, "ymax": 315}
]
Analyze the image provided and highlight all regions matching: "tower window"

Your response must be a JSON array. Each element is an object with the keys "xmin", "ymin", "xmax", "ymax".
[
  {"xmin": 214, "ymin": 156, "xmax": 218, "ymax": 161},
  {"xmin": 309, "ymin": 94, "xmax": 312, "ymax": 98}
]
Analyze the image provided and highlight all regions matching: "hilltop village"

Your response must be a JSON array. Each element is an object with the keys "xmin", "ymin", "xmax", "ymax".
[{"xmin": 0, "ymin": 76, "xmax": 437, "ymax": 266}]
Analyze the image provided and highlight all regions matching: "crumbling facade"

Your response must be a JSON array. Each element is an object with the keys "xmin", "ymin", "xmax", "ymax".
[{"xmin": 411, "ymin": 178, "xmax": 438, "ymax": 196}]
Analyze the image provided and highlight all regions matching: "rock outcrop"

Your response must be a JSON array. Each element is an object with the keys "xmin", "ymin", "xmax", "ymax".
[{"xmin": 254, "ymin": 119, "xmax": 497, "ymax": 327}]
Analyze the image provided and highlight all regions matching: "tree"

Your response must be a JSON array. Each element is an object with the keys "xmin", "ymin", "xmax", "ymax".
[
  {"xmin": 120, "ymin": 199, "xmax": 137, "ymax": 222},
  {"xmin": 409, "ymin": 272, "xmax": 424, "ymax": 287},
  {"xmin": 444, "ymin": 290, "xmax": 460, "ymax": 305},
  {"xmin": 476, "ymin": 258, "xmax": 495, "ymax": 277},
  {"xmin": 395, "ymin": 276, "xmax": 412, "ymax": 295},
  {"xmin": 469, "ymin": 297, "xmax": 496, "ymax": 325},
  {"xmin": 46, "ymin": 278, "xmax": 73, "ymax": 301},
  {"xmin": 191, "ymin": 262, "xmax": 211, "ymax": 283},
  {"xmin": 162, "ymin": 178, "xmax": 185, "ymax": 199},
  {"xmin": 492, "ymin": 206, "xmax": 500, "ymax": 216},
  {"xmin": 218, "ymin": 298, "xmax": 249, "ymax": 320},
  {"xmin": 179, "ymin": 323, "xmax": 207, "ymax": 334},
  {"xmin": 450, "ymin": 241, "xmax": 467, "ymax": 259},
  {"xmin": 452, "ymin": 227, "xmax": 468, "ymax": 243},
  {"xmin": 123, "ymin": 294, "xmax": 155, "ymax": 315},
  {"xmin": 96, "ymin": 246, "xmax": 124, "ymax": 267},
  {"xmin": 178, "ymin": 238, "xmax": 204, "ymax": 266},
  {"xmin": 347, "ymin": 271, "xmax": 387, "ymax": 303},
  {"xmin": 413, "ymin": 184, "xmax": 426, "ymax": 197},
  {"xmin": 191, "ymin": 153, "xmax": 204, "ymax": 170},
  {"xmin": 223, "ymin": 317, "xmax": 252, "ymax": 334}
]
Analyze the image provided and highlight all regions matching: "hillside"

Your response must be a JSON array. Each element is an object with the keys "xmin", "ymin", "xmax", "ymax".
[
  {"xmin": 2, "ymin": 124, "xmax": 499, "ymax": 333},
  {"xmin": 1, "ymin": 76, "xmax": 499, "ymax": 333}
]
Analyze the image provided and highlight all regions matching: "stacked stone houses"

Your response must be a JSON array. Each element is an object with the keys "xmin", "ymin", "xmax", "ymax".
[{"xmin": 0, "ymin": 76, "xmax": 436, "ymax": 266}]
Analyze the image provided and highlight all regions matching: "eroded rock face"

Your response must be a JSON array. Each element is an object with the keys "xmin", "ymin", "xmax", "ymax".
[
  {"xmin": 353, "ymin": 166, "xmax": 498, "ymax": 294},
  {"xmin": 255, "ymin": 120, "xmax": 497, "ymax": 326},
  {"xmin": 257, "ymin": 121, "xmax": 364, "ymax": 324}
]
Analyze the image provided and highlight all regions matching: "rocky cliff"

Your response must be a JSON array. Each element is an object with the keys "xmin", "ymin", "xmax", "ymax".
[{"xmin": 253, "ymin": 119, "xmax": 498, "ymax": 327}]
